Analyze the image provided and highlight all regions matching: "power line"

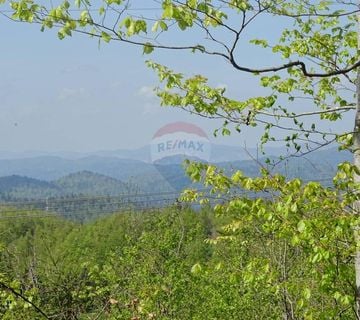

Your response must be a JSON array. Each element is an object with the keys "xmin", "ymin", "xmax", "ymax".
[
  {"xmin": 0, "ymin": 196, "xmax": 182, "ymax": 213},
  {"xmin": 0, "ymin": 178, "xmax": 335, "ymax": 210},
  {"xmin": 0, "ymin": 192, "xmax": 231, "ymax": 215},
  {"xmin": 0, "ymin": 199, "xmax": 217, "ymax": 220},
  {"xmin": 0, "ymin": 189, "xmax": 254, "ymax": 213},
  {"xmin": 0, "ymin": 189, "xmax": 208, "ymax": 206},
  {"xmin": 0, "ymin": 177, "xmax": 334, "ymax": 207},
  {"xmin": 0, "ymin": 177, "xmax": 336, "ymax": 220},
  {"xmin": 0, "ymin": 190, "xmax": 232, "ymax": 219}
]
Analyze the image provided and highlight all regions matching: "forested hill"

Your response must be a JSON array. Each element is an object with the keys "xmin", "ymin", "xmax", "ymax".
[
  {"xmin": 0, "ymin": 171, "xmax": 133, "ymax": 200},
  {"xmin": 54, "ymin": 170, "xmax": 132, "ymax": 196},
  {"xmin": 0, "ymin": 175, "xmax": 60, "ymax": 199},
  {"xmin": 0, "ymin": 175, "xmax": 57, "ymax": 192}
]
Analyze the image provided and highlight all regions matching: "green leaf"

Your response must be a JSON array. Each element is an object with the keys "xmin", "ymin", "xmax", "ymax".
[
  {"xmin": 291, "ymin": 202, "xmax": 298, "ymax": 213},
  {"xmin": 191, "ymin": 263, "xmax": 202, "ymax": 274},
  {"xmin": 159, "ymin": 21, "xmax": 168, "ymax": 31},
  {"xmin": 101, "ymin": 31, "xmax": 111, "ymax": 43},
  {"xmin": 143, "ymin": 43, "xmax": 154, "ymax": 55},
  {"xmin": 297, "ymin": 220, "xmax": 305, "ymax": 233},
  {"xmin": 98, "ymin": 6, "xmax": 105, "ymax": 15},
  {"xmin": 303, "ymin": 288, "xmax": 311, "ymax": 300},
  {"xmin": 222, "ymin": 128, "xmax": 231, "ymax": 136}
]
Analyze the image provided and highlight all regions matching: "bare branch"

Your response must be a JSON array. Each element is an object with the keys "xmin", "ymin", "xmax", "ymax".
[
  {"xmin": 0, "ymin": 280, "xmax": 50, "ymax": 319},
  {"xmin": 257, "ymin": 105, "xmax": 356, "ymax": 119}
]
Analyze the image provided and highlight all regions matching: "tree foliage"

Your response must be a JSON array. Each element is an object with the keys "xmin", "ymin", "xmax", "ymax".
[{"xmin": 0, "ymin": 207, "xmax": 357, "ymax": 319}]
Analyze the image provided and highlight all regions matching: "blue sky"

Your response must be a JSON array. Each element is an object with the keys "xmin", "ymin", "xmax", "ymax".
[{"xmin": 0, "ymin": 2, "xmax": 355, "ymax": 152}]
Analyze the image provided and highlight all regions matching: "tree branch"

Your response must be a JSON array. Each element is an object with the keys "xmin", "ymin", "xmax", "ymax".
[
  {"xmin": 257, "ymin": 105, "xmax": 355, "ymax": 119},
  {"xmin": 228, "ymin": 55, "xmax": 360, "ymax": 78},
  {"xmin": 0, "ymin": 280, "xmax": 50, "ymax": 319}
]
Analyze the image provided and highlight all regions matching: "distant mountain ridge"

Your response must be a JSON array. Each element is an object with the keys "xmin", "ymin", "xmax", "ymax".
[{"xmin": 0, "ymin": 147, "xmax": 352, "ymax": 201}]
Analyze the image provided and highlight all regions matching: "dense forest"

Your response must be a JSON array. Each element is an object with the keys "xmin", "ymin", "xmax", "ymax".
[{"xmin": 0, "ymin": 201, "xmax": 356, "ymax": 319}]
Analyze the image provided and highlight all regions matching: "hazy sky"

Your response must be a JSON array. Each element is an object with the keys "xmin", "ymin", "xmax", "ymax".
[{"xmin": 0, "ymin": 2, "xmax": 355, "ymax": 152}]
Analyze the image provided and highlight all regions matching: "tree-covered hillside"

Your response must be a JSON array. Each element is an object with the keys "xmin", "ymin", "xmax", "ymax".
[
  {"xmin": 54, "ymin": 170, "xmax": 134, "ymax": 196},
  {"xmin": 0, "ymin": 205, "xmax": 355, "ymax": 319},
  {"xmin": 0, "ymin": 171, "xmax": 135, "ymax": 200},
  {"xmin": 0, "ymin": 175, "xmax": 61, "ymax": 199}
]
